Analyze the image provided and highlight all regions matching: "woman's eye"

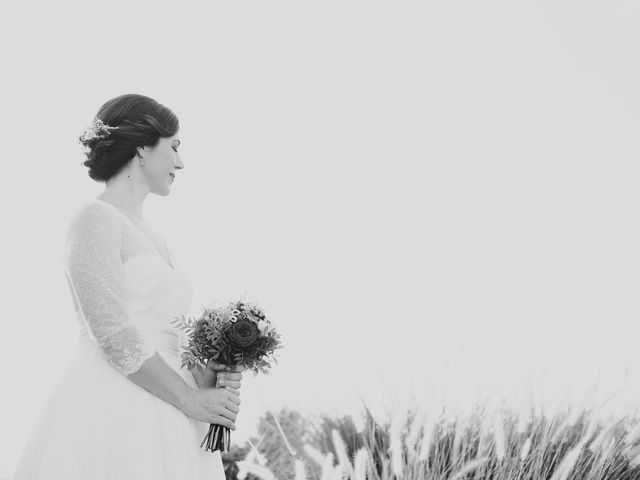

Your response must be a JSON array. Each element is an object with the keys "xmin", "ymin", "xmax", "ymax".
[{"xmin": 172, "ymin": 146, "xmax": 179, "ymax": 153}]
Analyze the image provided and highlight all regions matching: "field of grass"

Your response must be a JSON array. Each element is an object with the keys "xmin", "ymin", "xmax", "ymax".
[{"xmin": 226, "ymin": 402, "xmax": 640, "ymax": 480}]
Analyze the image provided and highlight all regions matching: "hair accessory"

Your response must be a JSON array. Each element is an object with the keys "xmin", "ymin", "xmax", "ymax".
[{"xmin": 79, "ymin": 119, "xmax": 119, "ymax": 143}]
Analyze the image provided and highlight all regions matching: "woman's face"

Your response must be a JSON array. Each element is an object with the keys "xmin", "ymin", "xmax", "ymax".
[{"xmin": 140, "ymin": 133, "xmax": 183, "ymax": 196}]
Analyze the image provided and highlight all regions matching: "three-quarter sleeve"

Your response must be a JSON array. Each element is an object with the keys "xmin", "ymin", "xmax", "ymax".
[{"xmin": 65, "ymin": 204, "xmax": 156, "ymax": 375}]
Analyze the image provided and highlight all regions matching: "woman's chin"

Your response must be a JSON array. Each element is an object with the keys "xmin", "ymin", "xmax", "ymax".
[{"xmin": 154, "ymin": 185, "xmax": 172, "ymax": 196}]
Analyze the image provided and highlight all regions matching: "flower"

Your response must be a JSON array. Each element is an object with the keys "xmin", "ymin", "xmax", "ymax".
[
  {"xmin": 257, "ymin": 320, "xmax": 269, "ymax": 335},
  {"xmin": 79, "ymin": 118, "xmax": 119, "ymax": 143},
  {"xmin": 227, "ymin": 319, "xmax": 260, "ymax": 347}
]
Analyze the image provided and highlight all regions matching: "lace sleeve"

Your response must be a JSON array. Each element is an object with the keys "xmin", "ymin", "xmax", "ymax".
[{"xmin": 65, "ymin": 203, "xmax": 156, "ymax": 375}]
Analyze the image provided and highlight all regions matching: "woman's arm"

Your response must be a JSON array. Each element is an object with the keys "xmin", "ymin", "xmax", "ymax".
[
  {"xmin": 66, "ymin": 205, "xmax": 156, "ymax": 375},
  {"xmin": 128, "ymin": 354, "xmax": 240, "ymax": 427},
  {"xmin": 127, "ymin": 353, "xmax": 194, "ymax": 410}
]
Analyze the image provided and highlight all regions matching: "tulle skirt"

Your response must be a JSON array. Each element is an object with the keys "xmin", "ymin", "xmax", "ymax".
[{"xmin": 12, "ymin": 338, "xmax": 224, "ymax": 480}]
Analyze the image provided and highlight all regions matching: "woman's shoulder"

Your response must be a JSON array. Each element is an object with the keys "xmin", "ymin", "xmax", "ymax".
[{"xmin": 67, "ymin": 198, "xmax": 122, "ymax": 234}]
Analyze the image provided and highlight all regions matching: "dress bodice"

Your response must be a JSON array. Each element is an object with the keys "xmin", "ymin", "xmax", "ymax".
[
  {"xmin": 121, "ymin": 253, "xmax": 193, "ymax": 362},
  {"xmin": 63, "ymin": 199, "xmax": 194, "ymax": 375},
  {"xmin": 13, "ymin": 199, "xmax": 225, "ymax": 480}
]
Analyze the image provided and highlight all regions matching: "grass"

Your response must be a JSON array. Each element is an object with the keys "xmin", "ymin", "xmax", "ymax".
[{"xmin": 231, "ymin": 401, "xmax": 640, "ymax": 480}]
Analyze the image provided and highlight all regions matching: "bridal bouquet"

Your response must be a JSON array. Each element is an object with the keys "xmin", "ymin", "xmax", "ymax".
[{"xmin": 172, "ymin": 301, "xmax": 282, "ymax": 452}]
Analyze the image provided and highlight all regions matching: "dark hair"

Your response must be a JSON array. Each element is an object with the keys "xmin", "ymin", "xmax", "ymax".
[{"xmin": 79, "ymin": 94, "xmax": 180, "ymax": 182}]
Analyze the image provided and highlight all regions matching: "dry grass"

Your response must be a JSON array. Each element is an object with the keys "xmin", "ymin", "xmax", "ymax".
[{"xmin": 235, "ymin": 403, "xmax": 640, "ymax": 480}]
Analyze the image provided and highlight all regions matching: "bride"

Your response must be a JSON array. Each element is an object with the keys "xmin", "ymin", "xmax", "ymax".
[{"xmin": 13, "ymin": 94, "xmax": 243, "ymax": 479}]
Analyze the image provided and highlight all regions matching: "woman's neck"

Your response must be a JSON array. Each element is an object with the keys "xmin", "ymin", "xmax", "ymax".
[{"xmin": 98, "ymin": 175, "xmax": 150, "ymax": 219}]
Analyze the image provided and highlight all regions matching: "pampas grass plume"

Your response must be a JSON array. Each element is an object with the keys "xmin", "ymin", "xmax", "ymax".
[
  {"xmin": 493, "ymin": 411, "xmax": 506, "ymax": 461},
  {"xmin": 520, "ymin": 436, "xmax": 532, "ymax": 461},
  {"xmin": 549, "ymin": 443, "xmax": 583, "ymax": 480},
  {"xmin": 418, "ymin": 413, "xmax": 436, "ymax": 461},
  {"xmin": 237, "ymin": 461, "xmax": 277, "ymax": 480},
  {"xmin": 449, "ymin": 456, "xmax": 489, "ymax": 480},
  {"xmin": 294, "ymin": 460, "xmax": 308, "ymax": 480},
  {"xmin": 353, "ymin": 448, "xmax": 369, "ymax": 480},
  {"xmin": 331, "ymin": 429, "xmax": 355, "ymax": 478},
  {"xmin": 389, "ymin": 412, "xmax": 404, "ymax": 477}
]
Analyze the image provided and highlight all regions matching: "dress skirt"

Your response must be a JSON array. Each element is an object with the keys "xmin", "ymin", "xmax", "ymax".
[{"xmin": 12, "ymin": 338, "xmax": 225, "ymax": 480}]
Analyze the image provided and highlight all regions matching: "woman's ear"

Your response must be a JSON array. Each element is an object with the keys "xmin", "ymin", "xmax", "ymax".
[{"xmin": 135, "ymin": 146, "xmax": 146, "ymax": 159}]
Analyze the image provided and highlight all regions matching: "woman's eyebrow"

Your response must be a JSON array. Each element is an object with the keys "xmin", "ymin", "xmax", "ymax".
[{"xmin": 173, "ymin": 139, "xmax": 181, "ymax": 146}]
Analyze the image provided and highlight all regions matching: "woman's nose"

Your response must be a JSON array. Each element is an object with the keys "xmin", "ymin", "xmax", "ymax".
[{"xmin": 176, "ymin": 155, "xmax": 184, "ymax": 170}]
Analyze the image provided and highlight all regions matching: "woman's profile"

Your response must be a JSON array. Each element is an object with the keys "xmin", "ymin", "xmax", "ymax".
[{"xmin": 13, "ymin": 94, "xmax": 243, "ymax": 479}]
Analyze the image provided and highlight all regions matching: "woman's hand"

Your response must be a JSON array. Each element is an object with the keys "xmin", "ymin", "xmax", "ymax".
[
  {"xmin": 180, "ymin": 387, "xmax": 241, "ymax": 429},
  {"xmin": 191, "ymin": 358, "xmax": 245, "ymax": 391},
  {"xmin": 216, "ymin": 366, "xmax": 244, "ymax": 396}
]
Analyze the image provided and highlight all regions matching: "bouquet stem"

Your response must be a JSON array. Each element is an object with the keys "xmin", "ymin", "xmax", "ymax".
[
  {"xmin": 200, "ymin": 424, "xmax": 230, "ymax": 453},
  {"xmin": 200, "ymin": 371, "xmax": 231, "ymax": 453}
]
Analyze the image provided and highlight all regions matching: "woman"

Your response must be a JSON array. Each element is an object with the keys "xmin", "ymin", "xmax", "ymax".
[{"xmin": 13, "ymin": 94, "xmax": 243, "ymax": 479}]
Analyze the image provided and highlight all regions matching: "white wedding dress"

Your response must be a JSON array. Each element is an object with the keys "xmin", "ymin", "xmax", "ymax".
[{"xmin": 13, "ymin": 198, "xmax": 225, "ymax": 480}]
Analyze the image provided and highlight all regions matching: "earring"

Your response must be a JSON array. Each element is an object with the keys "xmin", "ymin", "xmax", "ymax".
[{"xmin": 140, "ymin": 160, "xmax": 145, "ymax": 166}]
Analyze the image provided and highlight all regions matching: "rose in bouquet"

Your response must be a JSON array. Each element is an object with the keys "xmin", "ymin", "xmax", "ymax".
[{"xmin": 172, "ymin": 301, "xmax": 282, "ymax": 452}]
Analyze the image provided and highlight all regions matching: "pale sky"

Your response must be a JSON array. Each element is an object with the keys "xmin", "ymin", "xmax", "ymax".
[{"xmin": 2, "ymin": 1, "xmax": 640, "ymax": 476}]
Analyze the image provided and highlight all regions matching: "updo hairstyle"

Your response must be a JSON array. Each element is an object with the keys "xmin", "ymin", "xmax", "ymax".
[{"xmin": 79, "ymin": 94, "xmax": 179, "ymax": 182}]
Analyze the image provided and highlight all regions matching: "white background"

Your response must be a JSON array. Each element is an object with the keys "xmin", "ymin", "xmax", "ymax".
[{"xmin": 2, "ymin": 1, "xmax": 640, "ymax": 476}]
